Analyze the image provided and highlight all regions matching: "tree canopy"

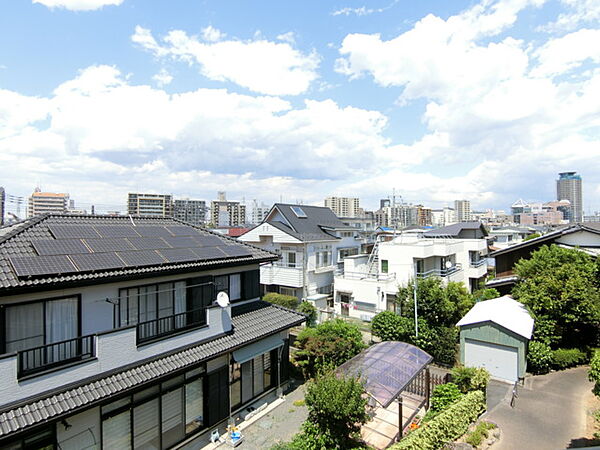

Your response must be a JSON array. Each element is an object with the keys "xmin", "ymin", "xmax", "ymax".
[{"xmin": 512, "ymin": 244, "xmax": 600, "ymax": 347}]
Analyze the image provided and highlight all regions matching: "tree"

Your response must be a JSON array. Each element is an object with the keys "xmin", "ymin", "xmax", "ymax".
[
  {"xmin": 472, "ymin": 288, "xmax": 500, "ymax": 302},
  {"xmin": 302, "ymin": 372, "xmax": 369, "ymax": 449},
  {"xmin": 589, "ymin": 350, "xmax": 600, "ymax": 397},
  {"xmin": 293, "ymin": 319, "xmax": 366, "ymax": 378},
  {"xmin": 523, "ymin": 232, "xmax": 541, "ymax": 241},
  {"xmin": 263, "ymin": 292, "xmax": 300, "ymax": 310},
  {"xmin": 371, "ymin": 311, "xmax": 413, "ymax": 341},
  {"xmin": 297, "ymin": 301, "xmax": 317, "ymax": 327},
  {"xmin": 512, "ymin": 245, "xmax": 600, "ymax": 348}
]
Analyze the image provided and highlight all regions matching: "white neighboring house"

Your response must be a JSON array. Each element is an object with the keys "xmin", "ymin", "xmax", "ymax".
[
  {"xmin": 488, "ymin": 227, "xmax": 536, "ymax": 249},
  {"xmin": 333, "ymin": 222, "xmax": 489, "ymax": 321},
  {"xmin": 238, "ymin": 204, "xmax": 363, "ymax": 302}
]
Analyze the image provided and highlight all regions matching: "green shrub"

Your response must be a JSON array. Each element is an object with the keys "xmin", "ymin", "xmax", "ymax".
[
  {"xmin": 527, "ymin": 341, "xmax": 553, "ymax": 374},
  {"xmin": 263, "ymin": 292, "xmax": 300, "ymax": 310},
  {"xmin": 371, "ymin": 311, "xmax": 414, "ymax": 341},
  {"xmin": 293, "ymin": 319, "xmax": 366, "ymax": 378},
  {"xmin": 465, "ymin": 421, "xmax": 496, "ymax": 447},
  {"xmin": 297, "ymin": 301, "xmax": 317, "ymax": 327},
  {"xmin": 590, "ymin": 350, "xmax": 600, "ymax": 397},
  {"xmin": 551, "ymin": 348, "xmax": 587, "ymax": 369},
  {"xmin": 391, "ymin": 390, "xmax": 486, "ymax": 450},
  {"xmin": 430, "ymin": 383, "xmax": 463, "ymax": 413},
  {"xmin": 451, "ymin": 366, "xmax": 490, "ymax": 393}
]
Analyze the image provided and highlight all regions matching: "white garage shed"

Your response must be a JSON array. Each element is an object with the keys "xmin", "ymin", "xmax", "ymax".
[{"xmin": 457, "ymin": 296, "xmax": 534, "ymax": 382}]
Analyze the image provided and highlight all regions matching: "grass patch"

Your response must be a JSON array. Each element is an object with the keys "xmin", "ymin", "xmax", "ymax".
[
  {"xmin": 288, "ymin": 408, "xmax": 295, "ymax": 413},
  {"xmin": 465, "ymin": 421, "xmax": 496, "ymax": 447},
  {"xmin": 293, "ymin": 399, "xmax": 305, "ymax": 407}
]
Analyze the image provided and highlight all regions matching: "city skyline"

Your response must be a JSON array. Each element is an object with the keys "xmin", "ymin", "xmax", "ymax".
[{"xmin": 1, "ymin": 0, "xmax": 600, "ymax": 214}]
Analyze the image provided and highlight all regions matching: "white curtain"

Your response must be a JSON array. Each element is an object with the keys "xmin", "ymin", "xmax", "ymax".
[
  {"xmin": 5, "ymin": 302, "xmax": 44, "ymax": 353},
  {"xmin": 174, "ymin": 282, "xmax": 186, "ymax": 314},
  {"xmin": 45, "ymin": 297, "xmax": 78, "ymax": 362},
  {"xmin": 229, "ymin": 274, "xmax": 241, "ymax": 301}
]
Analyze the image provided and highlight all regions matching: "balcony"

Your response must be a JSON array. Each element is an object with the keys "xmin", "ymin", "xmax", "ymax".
[
  {"xmin": 137, "ymin": 307, "xmax": 208, "ymax": 344},
  {"xmin": 417, "ymin": 263, "xmax": 462, "ymax": 279},
  {"xmin": 334, "ymin": 269, "xmax": 396, "ymax": 282},
  {"xmin": 469, "ymin": 259, "xmax": 487, "ymax": 268},
  {"xmin": 260, "ymin": 262, "xmax": 303, "ymax": 288},
  {"xmin": 17, "ymin": 335, "xmax": 96, "ymax": 378}
]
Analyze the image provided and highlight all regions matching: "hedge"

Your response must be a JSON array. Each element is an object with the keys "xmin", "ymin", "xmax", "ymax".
[
  {"xmin": 551, "ymin": 348, "xmax": 587, "ymax": 370},
  {"xmin": 391, "ymin": 390, "xmax": 486, "ymax": 450},
  {"xmin": 263, "ymin": 292, "xmax": 300, "ymax": 310}
]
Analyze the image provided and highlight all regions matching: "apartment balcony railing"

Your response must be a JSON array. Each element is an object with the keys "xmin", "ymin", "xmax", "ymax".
[
  {"xmin": 136, "ymin": 307, "xmax": 208, "ymax": 344},
  {"xmin": 17, "ymin": 335, "xmax": 96, "ymax": 378},
  {"xmin": 469, "ymin": 259, "xmax": 487, "ymax": 268},
  {"xmin": 417, "ymin": 263, "xmax": 462, "ymax": 279},
  {"xmin": 334, "ymin": 269, "xmax": 396, "ymax": 282}
]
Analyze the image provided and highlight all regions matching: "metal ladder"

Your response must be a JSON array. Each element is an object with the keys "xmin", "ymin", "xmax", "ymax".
[{"xmin": 366, "ymin": 240, "xmax": 380, "ymax": 275}]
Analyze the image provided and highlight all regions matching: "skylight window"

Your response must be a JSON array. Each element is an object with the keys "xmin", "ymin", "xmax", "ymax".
[{"xmin": 291, "ymin": 206, "xmax": 307, "ymax": 218}]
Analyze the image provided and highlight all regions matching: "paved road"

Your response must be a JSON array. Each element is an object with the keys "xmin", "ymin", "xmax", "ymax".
[{"xmin": 486, "ymin": 366, "xmax": 593, "ymax": 450}]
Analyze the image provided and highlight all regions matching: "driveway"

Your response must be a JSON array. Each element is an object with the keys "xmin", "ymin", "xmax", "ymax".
[{"xmin": 486, "ymin": 366, "xmax": 593, "ymax": 449}]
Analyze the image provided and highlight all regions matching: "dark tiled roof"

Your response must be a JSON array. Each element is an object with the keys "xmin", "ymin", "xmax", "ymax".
[
  {"xmin": 424, "ymin": 221, "xmax": 488, "ymax": 237},
  {"xmin": 0, "ymin": 301, "xmax": 305, "ymax": 437},
  {"xmin": 0, "ymin": 214, "xmax": 277, "ymax": 293},
  {"xmin": 265, "ymin": 203, "xmax": 353, "ymax": 242}
]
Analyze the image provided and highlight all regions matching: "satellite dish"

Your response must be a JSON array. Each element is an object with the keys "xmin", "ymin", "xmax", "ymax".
[
  {"xmin": 216, "ymin": 291, "xmax": 230, "ymax": 308},
  {"xmin": 445, "ymin": 261, "xmax": 453, "ymax": 269}
]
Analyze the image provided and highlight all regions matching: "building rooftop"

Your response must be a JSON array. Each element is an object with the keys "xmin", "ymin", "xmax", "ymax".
[
  {"xmin": 424, "ymin": 221, "xmax": 488, "ymax": 238},
  {"xmin": 0, "ymin": 214, "xmax": 276, "ymax": 293}
]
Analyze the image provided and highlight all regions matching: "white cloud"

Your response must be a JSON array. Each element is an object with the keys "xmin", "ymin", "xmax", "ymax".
[
  {"xmin": 332, "ymin": 0, "xmax": 399, "ymax": 17},
  {"xmin": 152, "ymin": 68, "xmax": 173, "ymax": 87},
  {"xmin": 539, "ymin": 0, "xmax": 600, "ymax": 32},
  {"xmin": 276, "ymin": 32, "xmax": 296, "ymax": 44},
  {"xmin": 33, "ymin": 0, "xmax": 123, "ymax": 11},
  {"xmin": 201, "ymin": 26, "xmax": 226, "ymax": 43},
  {"xmin": 131, "ymin": 26, "xmax": 319, "ymax": 96},
  {"xmin": 532, "ymin": 29, "xmax": 600, "ymax": 77}
]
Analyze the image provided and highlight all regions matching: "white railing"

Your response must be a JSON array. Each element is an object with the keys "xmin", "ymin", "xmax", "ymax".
[
  {"xmin": 334, "ymin": 269, "xmax": 396, "ymax": 281},
  {"xmin": 416, "ymin": 263, "xmax": 462, "ymax": 279},
  {"xmin": 469, "ymin": 259, "xmax": 486, "ymax": 268}
]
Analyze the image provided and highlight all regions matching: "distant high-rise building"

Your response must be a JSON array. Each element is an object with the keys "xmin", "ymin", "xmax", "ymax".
[
  {"xmin": 454, "ymin": 200, "xmax": 472, "ymax": 222},
  {"xmin": 210, "ymin": 192, "xmax": 246, "ymax": 227},
  {"xmin": 127, "ymin": 193, "xmax": 173, "ymax": 217},
  {"xmin": 431, "ymin": 207, "xmax": 456, "ymax": 227},
  {"xmin": 556, "ymin": 172, "xmax": 583, "ymax": 223},
  {"xmin": 380, "ymin": 198, "xmax": 391, "ymax": 209},
  {"xmin": 28, "ymin": 189, "xmax": 69, "ymax": 217},
  {"xmin": 174, "ymin": 199, "xmax": 206, "ymax": 225},
  {"xmin": 0, "ymin": 187, "xmax": 5, "ymax": 226},
  {"xmin": 324, "ymin": 197, "xmax": 360, "ymax": 218},
  {"xmin": 250, "ymin": 200, "xmax": 271, "ymax": 225}
]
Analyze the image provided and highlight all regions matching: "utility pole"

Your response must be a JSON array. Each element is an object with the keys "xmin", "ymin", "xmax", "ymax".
[{"xmin": 413, "ymin": 261, "xmax": 419, "ymax": 337}]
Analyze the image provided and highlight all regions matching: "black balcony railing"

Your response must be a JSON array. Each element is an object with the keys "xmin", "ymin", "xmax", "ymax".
[
  {"xmin": 136, "ymin": 307, "xmax": 207, "ymax": 344},
  {"xmin": 17, "ymin": 335, "xmax": 96, "ymax": 378}
]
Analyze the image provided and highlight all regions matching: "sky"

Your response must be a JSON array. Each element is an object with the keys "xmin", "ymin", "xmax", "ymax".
[{"xmin": 1, "ymin": 0, "xmax": 599, "ymax": 215}]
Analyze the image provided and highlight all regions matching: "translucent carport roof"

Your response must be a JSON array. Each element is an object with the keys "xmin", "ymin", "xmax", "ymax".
[{"xmin": 336, "ymin": 341, "xmax": 433, "ymax": 408}]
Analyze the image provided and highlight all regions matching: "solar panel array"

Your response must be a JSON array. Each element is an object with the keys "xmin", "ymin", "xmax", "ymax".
[{"xmin": 11, "ymin": 223, "xmax": 256, "ymax": 278}]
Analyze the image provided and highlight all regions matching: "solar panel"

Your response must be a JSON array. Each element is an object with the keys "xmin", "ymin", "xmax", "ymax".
[
  {"xmin": 193, "ymin": 235, "xmax": 224, "ymax": 247},
  {"xmin": 94, "ymin": 225, "xmax": 141, "ymax": 238},
  {"xmin": 165, "ymin": 225, "xmax": 199, "ymax": 236},
  {"xmin": 117, "ymin": 250, "xmax": 167, "ymax": 267},
  {"xmin": 221, "ymin": 246, "xmax": 253, "ymax": 257},
  {"xmin": 9, "ymin": 255, "xmax": 79, "ymax": 277},
  {"xmin": 32, "ymin": 239, "xmax": 91, "ymax": 256},
  {"xmin": 191, "ymin": 246, "xmax": 228, "ymax": 260},
  {"xmin": 134, "ymin": 226, "xmax": 173, "ymax": 238},
  {"xmin": 127, "ymin": 237, "xmax": 171, "ymax": 250},
  {"xmin": 163, "ymin": 237, "xmax": 199, "ymax": 248},
  {"xmin": 84, "ymin": 238, "xmax": 135, "ymax": 253},
  {"xmin": 48, "ymin": 225, "xmax": 101, "ymax": 240},
  {"xmin": 159, "ymin": 248, "xmax": 199, "ymax": 263},
  {"xmin": 70, "ymin": 252, "xmax": 125, "ymax": 272}
]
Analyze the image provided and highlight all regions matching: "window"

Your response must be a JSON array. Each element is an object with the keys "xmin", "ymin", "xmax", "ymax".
[
  {"xmin": 214, "ymin": 274, "xmax": 242, "ymax": 302},
  {"xmin": 315, "ymin": 245, "xmax": 332, "ymax": 268},
  {"xmin": 341, "ymin": 231, "xmax": 354, "ymax": 238},
  {"xmin": 230, "ymin": 351, "xmax": 277, "ymax": 410},
  {"xmin": 338, "ymin": 247, "xmax": 358, "ymax": 260},
  {"xmin": 101, "ymin": 367, "xmax": 208, "ymax": 449},
  {"xmin": 242, "ymin": 270, "xmax": 260, "ymax": 300},
  {"xmin": 280, "ymin": 287, "xmax": 296, "ymax": 297},
  {"xmin": 381, "ymin": 260, "xmax": 389, "ymax": 273},
  {"xmin": 291, "ymin": 206, "xmax": 307, "ymax": 218},
  {"xmin": 2, "ymin": 296, "xmax": 79, "ymax": 355},
  {"xmin": 285, "ymin": 251, "xmax": 297, "ymax": 268}
]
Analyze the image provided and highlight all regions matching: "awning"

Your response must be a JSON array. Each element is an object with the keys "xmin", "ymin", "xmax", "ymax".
[{"xmin": 232, "ymin": 334, "xmax": 284, "ymax": 363}]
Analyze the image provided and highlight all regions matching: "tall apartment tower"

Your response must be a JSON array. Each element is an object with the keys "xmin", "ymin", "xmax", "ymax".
[
  {"xmin": 0, "ymin": 187, "xmax": 4, "ymax": 226},
  {"xmin": 556, "ymin": 172, "xmax": 583, "ymax": 223},
  {"xmin": 454, "ymin": 200, "xmax": 472, "ymax": 222},
  {"xmin": 174, "ymin": 199, "xmax": 206, "ymax": 225},
  {"xmin": 324, "ymin": 197, "xmax": 360, "ymax": 218},
  {"xmin": 250, "ymin": 200, "xmax": 271, "ymax": 225},
  {"xmin": 28, "ymin": 189, "xmax": 69, "ymax": 217},
  {"xmin": 127, "ymin": 193, "xmax": 173, "ymax": 217},
  {"xmin": 210, "ymin": 192, "xmax": 246, "ymax": 227}
]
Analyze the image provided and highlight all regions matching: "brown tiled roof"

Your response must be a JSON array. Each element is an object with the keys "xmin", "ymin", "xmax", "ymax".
[
  {"xmin": 0, "ymin": 214, "xmax": 277, "ymax": 293},
  {"xmin": 0, "ymin": 301, "xmax": 305, "ymax": 437}
]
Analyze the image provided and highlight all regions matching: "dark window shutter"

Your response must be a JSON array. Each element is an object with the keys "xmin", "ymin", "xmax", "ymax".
[
  {"xmin": 242, "ymin": 269, "xmax": 260, "ymax": 300},
  {"xmin": 206, "ymin": 366, "xmax": 229, "ymax": 426}
]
